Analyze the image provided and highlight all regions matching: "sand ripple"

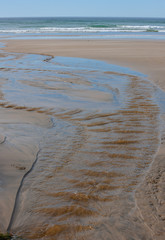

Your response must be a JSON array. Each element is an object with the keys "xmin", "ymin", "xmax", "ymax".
[{"xmin": 0, "ymin": 53, "xmax": 164, "ymax": 239}]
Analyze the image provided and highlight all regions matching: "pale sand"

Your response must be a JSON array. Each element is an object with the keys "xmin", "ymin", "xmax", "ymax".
[{"xmin": 0, "ymin": 39, "xmax": 165, "ymax": 238}]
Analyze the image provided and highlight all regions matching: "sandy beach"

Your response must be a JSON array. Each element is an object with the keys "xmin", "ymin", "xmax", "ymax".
[
  {"xmin": 0, "ymin": 39, "xmax": 165, "ymax": 239},
  {"xmin": 4, "ymin": 39, "xmax": 165, "ymax": 91}
]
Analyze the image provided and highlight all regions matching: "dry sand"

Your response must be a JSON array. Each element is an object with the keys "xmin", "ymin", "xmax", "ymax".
[{"xmin": 0, "ymin": 39, "xmax": 165, "ymax": 238}]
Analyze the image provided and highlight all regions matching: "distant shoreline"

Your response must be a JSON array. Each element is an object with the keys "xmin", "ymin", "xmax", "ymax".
[{"xmin": 0, "ymin": 16, "xmax": 165, "ymax": 19}]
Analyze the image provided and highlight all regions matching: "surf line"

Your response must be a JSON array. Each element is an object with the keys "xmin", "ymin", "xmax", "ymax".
[{"xmin": 7, "ymin": 148, "xmax": 41, "ymax": 233}]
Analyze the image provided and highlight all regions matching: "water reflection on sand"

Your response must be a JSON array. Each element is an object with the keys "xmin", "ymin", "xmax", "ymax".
[{"xmin": 0, "ymin": 53, "xmax": 163, "ymax": 239}]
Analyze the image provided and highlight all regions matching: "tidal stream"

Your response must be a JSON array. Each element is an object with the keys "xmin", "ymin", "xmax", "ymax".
[{"xmin": 0, "ymin": 51, "xmax": 165, "ymax": 239}]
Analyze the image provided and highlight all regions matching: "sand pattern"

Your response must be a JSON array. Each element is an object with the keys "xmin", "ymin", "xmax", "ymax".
[
  {"xmin": 0, "ymin": 48, "xmax": 165, "ymax": 239},
  {"xmin": 135, "ymin": 121, "xmax": 165, "ymax": 240}
]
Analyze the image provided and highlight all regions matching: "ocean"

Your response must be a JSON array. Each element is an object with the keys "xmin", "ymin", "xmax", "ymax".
[{"xmin": 0, "ymin": 17, "xmax": 165, "ymax": 39}]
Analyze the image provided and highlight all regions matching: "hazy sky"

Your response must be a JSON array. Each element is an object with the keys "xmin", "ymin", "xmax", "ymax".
[{"xmin": 0, "ymin": 0, "xmax": 165, "ymax": 18}]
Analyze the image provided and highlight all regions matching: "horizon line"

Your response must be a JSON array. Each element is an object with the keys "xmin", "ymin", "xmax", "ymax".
[{"xmin": 0, "ymin": 16, "xmax": 165, "ymax": 19}]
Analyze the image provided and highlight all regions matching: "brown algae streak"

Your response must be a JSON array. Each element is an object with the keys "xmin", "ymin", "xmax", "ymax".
[{"xmin": 0, "ymin": 54, "xmax": 162, "ymax": 239}]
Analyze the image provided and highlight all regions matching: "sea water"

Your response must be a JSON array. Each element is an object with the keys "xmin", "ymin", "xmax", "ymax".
[{"xmin": 0, "ymin": 17, "xmax": 165, "ymax": 40}]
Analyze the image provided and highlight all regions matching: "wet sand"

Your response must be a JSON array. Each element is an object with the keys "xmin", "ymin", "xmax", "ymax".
[
  {"xmin": 4, "ymin": 39, "xmax": 165, "ymax": 91},
  {"xmin": 0, "ymin": 40, "xmax": 165, "ymax": 239},
  {"xmin": 0, "ymin": 108, "xmax": 52, "ymax": 232}
]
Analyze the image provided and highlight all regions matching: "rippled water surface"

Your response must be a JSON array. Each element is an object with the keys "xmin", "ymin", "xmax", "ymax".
[{"xmin": 0, "ymin": 52, "xmax": 164, "ymax": 239}]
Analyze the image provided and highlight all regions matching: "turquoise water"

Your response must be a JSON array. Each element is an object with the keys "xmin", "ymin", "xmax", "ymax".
[{"xmin": 0, "ymin": 17, "xmax": 165, "ymax": 39}]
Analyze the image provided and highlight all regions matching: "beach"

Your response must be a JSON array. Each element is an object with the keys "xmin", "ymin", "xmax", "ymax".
[
  {"xmin": 0, "ymin": 39, "xmax": 165, "ymax": 239},
  {"xmin": 4, "ymin": 39, "xmax": 165, "ymax": 90}
]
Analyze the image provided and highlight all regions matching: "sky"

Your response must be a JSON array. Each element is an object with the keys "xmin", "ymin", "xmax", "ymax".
[{"xmin": 0, "ymin": 0, "xmax": 165, "ymax": 18}]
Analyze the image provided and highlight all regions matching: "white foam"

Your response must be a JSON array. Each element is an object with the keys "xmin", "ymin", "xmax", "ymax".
[{"xmin": 0, "ymin": 26, "xmax": 164, "ymax": 34}]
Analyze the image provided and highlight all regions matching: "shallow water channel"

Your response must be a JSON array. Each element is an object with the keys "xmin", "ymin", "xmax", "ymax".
[{"xmin": 0, "ymin": 52, "xmax": 165, "ymax": 239}]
